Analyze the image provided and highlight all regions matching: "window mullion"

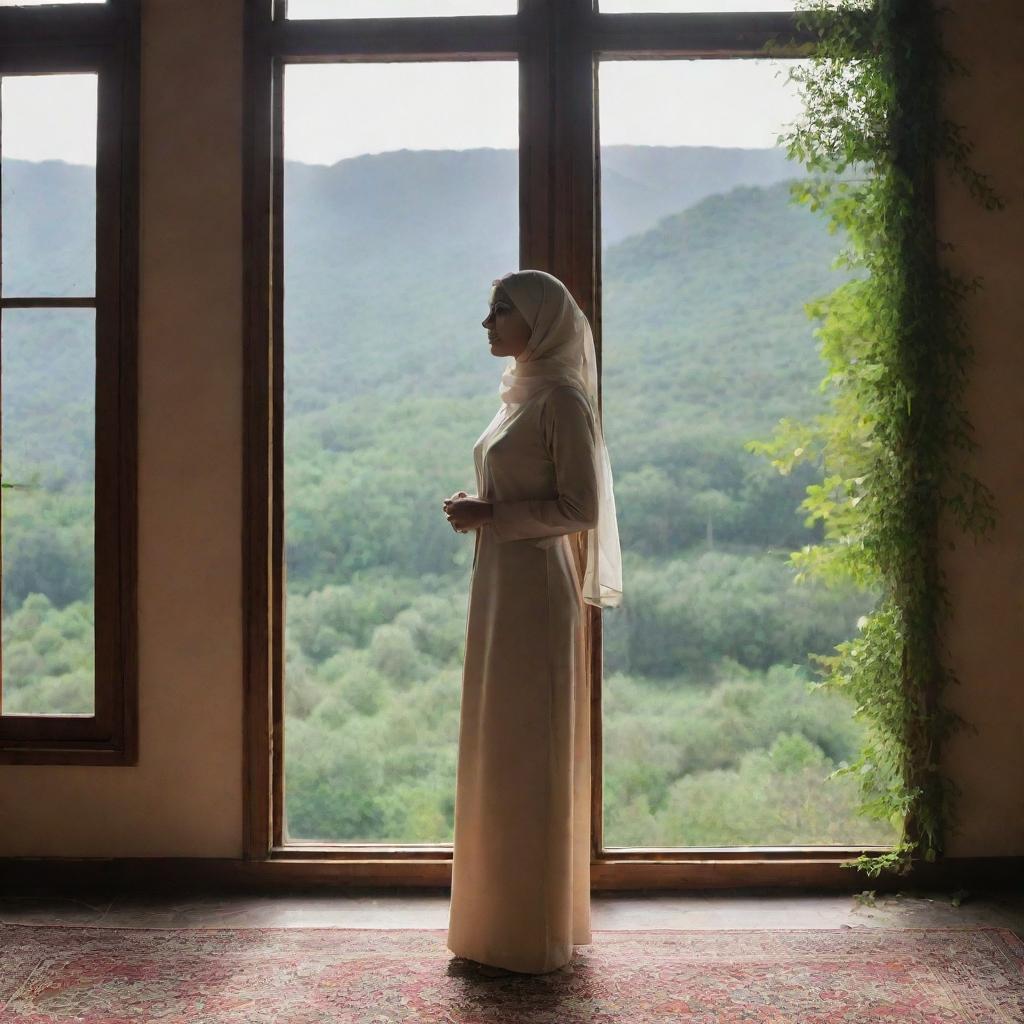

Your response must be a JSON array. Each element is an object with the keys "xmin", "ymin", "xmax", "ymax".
[
  {"xmin": 518, "ymin": 0, "xmax": 596, "ymax": 317},
  {"xmin": 517, "ymin": 0, "xmax": 552, "ymax": 274},
  {"xmin": 519, "ymin": 0, "xmax": 604, "ymax": 858}
]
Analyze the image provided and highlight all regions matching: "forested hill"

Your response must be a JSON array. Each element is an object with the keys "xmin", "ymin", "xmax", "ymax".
[
  {"xmin": 2, "ymin": 145, "xmax": 849, "ymax": 483},
  {"xmin": 2, "ymin": 142, "xmax": 798, "ymax": 323},
  {"xmin": 280, "ymin": 147, "xmax": 844, "ymax": 417},
  {"xmin": 277, "ymin": 144, "xmax": 801, "ymax": 403},
  {"xmin": 601, "ymin": 178, "xmax": 854, "ymax": 441},
  {"xmin": 1, "ymin": 158, "xmax": 95, "ymax": 296},
  {"xmin": 280, "ymin": 143, "xmax": 794, "ymax": 250}
]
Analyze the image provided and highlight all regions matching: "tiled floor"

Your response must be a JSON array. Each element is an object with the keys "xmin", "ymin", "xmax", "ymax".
[{"xmin": 2, "ymin": 887, "xmax": 1023, "ymax": 935}]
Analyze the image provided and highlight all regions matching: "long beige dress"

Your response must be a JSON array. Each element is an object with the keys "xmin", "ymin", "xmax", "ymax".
[{"xmin": 446, "ymin": 383, "xmax": 598, "ymax": 975}]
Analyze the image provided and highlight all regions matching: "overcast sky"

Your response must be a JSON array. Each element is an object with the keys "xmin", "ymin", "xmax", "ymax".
[
  {"xmin": 285, "ymin": 1, "xmax": 797, "ymax": 15},
  {"xmin": 1, "ymin": 3, "xmax": 805, "ymax": 165}
]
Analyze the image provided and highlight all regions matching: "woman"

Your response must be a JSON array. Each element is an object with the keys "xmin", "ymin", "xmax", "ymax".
[{"xmin": 442, "ymin": 269, "xmax": 623, "ymax": 976}]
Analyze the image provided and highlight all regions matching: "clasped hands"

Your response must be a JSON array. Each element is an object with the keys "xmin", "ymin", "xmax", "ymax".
[{"xmin": 443, "ymin": 490, "xmax": 494, "ymax": 534}]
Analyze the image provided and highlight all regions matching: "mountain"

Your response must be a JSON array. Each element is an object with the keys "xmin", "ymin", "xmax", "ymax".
[
  {"xmin": 278, "ymin": 145, "xmax": 822, "ymax": 411},
  {"xmin": 602, "ymin": 178, "xmax": 856, "ymax": 445},
  {"xmin": 0, "ymin": 146, "xmax": 848, "ymax": 484},
  {"xmin": 1, "ymin": 158, "xmax": 96, "ymax": 297},
  {"xmin": 599, "ymin": 144, "xmax": 795, "ymax": 246}
]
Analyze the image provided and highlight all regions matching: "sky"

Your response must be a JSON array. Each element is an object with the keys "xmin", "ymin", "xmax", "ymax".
[
  {"xmin": 0, "ymin": 0, "xmax": 797, "ymax": 5},
  {"xmin": 285, "ymin": 1, "xmax": 797, "ymax": 15},
  {"xmin": 1, "ymin": 3, "xmax": 806, "ymax": 166}
]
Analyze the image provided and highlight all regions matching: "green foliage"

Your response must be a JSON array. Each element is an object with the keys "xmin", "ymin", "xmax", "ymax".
[
  {"xmin": 607, "ymin": 548, "xmax": 875, "ymax": 680},
  {"xmin": 603, "ymin": 660, "xmax": 895, "ymax": 846},
  {"xmin": 278, "ymin": 563, "xmax": 898, "ymax": 847},
  {"xmin": 1, "ymin": 486, "xmax": 94, "ymax": 610},
  {"xmin": 1, "ymin": 592, "xmax": 94, "ymax": 714},
  {"xmin": 749, "ymin": 0, "xmax": 1005, "ymax": 875}
]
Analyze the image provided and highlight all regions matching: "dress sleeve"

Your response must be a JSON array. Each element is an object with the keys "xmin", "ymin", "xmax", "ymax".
[{"xmin": 488, "ymin": 385, "xmax": 599, "ymax": 543}]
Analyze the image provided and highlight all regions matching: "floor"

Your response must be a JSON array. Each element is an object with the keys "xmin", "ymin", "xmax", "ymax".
[{"xmin": 2, "ymin": 886, "xmax": 1023, "ymax": 936}]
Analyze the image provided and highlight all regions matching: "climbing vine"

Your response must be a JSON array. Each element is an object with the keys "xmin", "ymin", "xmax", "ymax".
[{"xmin": 750, "ymin": 0, "xmax": 1005, "ymax": 876}]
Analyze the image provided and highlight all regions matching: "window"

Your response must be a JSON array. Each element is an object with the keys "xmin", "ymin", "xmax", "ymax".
[
  {"xmin": 0, "ymin": 1, "xmax": 107, "ymax": 7},
  {"xmin": 285, "ymin": 0, "xmax": 516, "ymax": 16},
  {"xmin": 599, "ymin": 1, "xmax": 797, "ymax": 11},
  {"xmin": 597, "ymin": 56, "xmax": 893, "ymax": 851},
  {"xmin": 280, "ymin": 59, "xmax": 518, "ymax": 844},
  {"xmin": 244, "ymin": 0, "xmax": 882, "ymax": 880},
  {"xmin": 0, "ymin": 0, "xmax": 139, "ymax": 765}
]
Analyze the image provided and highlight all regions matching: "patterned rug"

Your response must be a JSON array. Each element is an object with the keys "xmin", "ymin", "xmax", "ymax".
[{"xmin": 2, "ymin": 923, "xmax": 1022, "ymax": 1022}]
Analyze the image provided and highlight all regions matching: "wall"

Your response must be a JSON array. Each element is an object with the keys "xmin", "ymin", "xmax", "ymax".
[
  {"xmin": 936, "ymin": 0, "xmax": 1024, "ymax": 856},
  {"xmin": 0, "ymin": 0, "xmax": 1020, "ymax": 857},
  {"xmin": 0, "ymin": 0, "xmax": 244, "ymax": 856}
]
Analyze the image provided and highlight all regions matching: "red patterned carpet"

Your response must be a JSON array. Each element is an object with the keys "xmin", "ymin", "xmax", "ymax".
[{"xmin": 2, "ymin": 923, "xmax": 1022, "ymax": 1022}]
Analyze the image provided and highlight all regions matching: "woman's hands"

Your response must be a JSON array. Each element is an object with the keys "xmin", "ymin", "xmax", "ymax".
[{"xmin": 443, "ymin": 490, "xmax": 494, "ymax": 534}]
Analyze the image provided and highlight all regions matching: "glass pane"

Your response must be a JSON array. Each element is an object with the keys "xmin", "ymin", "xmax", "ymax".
[
  {"xmin": 282, "ymin": 62, "xmax": 518, "ymax": 844},
  {"xmin": 287, "ymin": 0, "xmax": 514, "ymax": 18},
  {"xmin": 1, "ymin": 74, "xmax": 97, "ymax": 298},
  {"xmin": 599, "ymin": 1, "xmax": 796, "ymax": 10},
  {"xmin": 598, "ymin": 59, "xmax": 894, "ymax": 849},
  {"xmin": 1, "ymin": 309, "xmax": 96, "ymax": 716}
]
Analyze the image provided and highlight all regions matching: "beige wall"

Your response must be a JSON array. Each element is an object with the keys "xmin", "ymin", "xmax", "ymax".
[
  {"xmin": 0, "ymin": 0, "xmax": 245, "ymax": 856},
  {"xmin": 0, "ymin": 0, "xmax": 1020, "ymax": 858},
  {"xmin": 937, "ymin": 0, "xmax": 1024, "ymax": 856}
]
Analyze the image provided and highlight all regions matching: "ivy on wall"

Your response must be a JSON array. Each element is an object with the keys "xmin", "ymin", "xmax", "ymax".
[{"xmin": 751, "ymin": 0, "xmax": 1006, "ymax": 876}]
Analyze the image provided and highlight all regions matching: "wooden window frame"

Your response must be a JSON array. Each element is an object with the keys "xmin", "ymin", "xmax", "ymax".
[
  {"xmin": 0, "ymin": 0, "xmax": 140, "ymax": 766},
  {"xmin": 243, "ymin": 0, "xmax": 891, "ymax": 883}
]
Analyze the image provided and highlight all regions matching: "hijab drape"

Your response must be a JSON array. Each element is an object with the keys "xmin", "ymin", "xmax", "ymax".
[{"xmin": 490, "ymin": 269, "xmax": 623, "ymax": 610}]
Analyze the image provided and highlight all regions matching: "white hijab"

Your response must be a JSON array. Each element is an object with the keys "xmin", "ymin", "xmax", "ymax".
[{"xmin": 491, "ymin": 269, "xmax": 623, "ymax": 610}]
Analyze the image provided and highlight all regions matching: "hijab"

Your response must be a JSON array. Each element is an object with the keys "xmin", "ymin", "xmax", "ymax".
[{"xmin": 489, "ymin": 269, "xmax": 623, "ymax": 610}]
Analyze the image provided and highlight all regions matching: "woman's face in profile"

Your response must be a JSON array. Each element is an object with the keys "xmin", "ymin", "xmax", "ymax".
[{"xmin": 482, "ymin": 284, "xmax": 532, "ymax": 360}]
